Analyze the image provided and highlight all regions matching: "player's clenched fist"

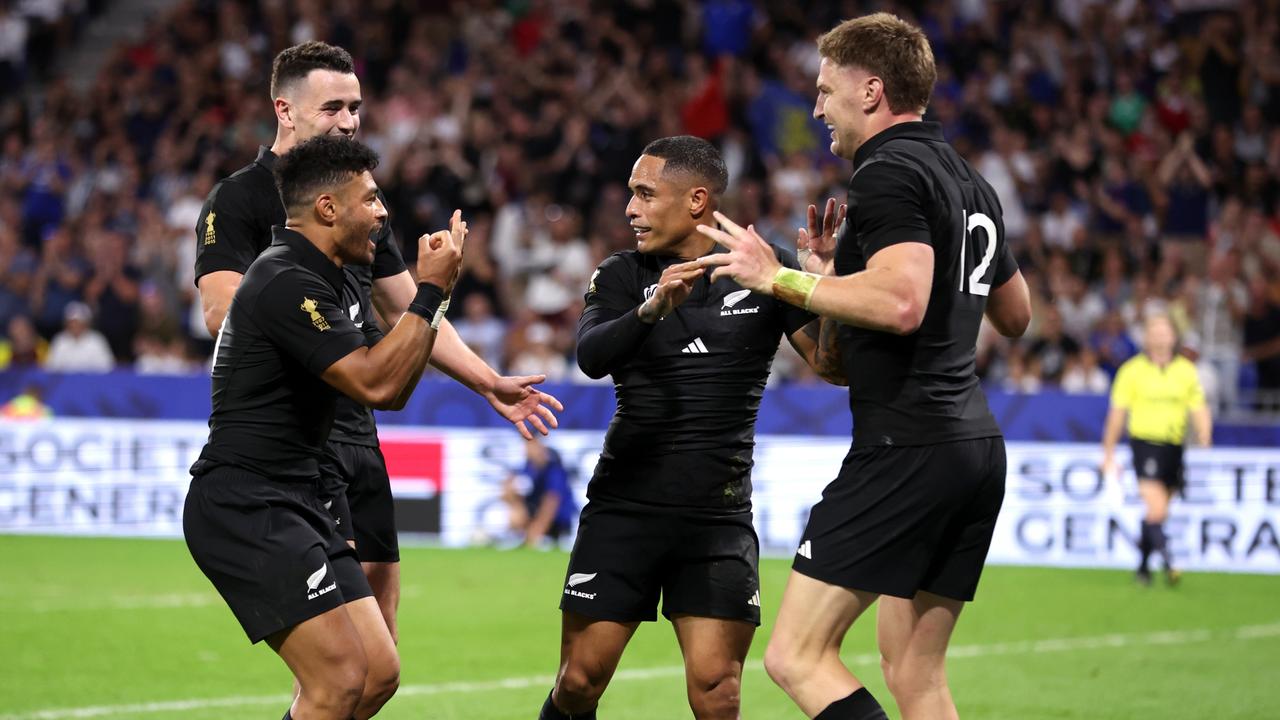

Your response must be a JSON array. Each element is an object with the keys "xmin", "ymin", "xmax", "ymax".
[{"xmin": 417, "ymin": 209, "xmax": 467, "ymax": 292}]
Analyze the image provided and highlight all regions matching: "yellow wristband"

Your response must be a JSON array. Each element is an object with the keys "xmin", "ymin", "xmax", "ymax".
[{"xmin": 772, "ymin": 266, "xmax": 820, "ymax": 310}]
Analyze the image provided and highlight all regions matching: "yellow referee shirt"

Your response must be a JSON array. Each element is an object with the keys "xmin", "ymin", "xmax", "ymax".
[{"xmin": 1109, "ymin": 354, "xmax": 1206, "ymax": 445}]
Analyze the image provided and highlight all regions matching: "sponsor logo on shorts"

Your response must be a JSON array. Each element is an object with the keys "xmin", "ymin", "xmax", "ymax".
[
  {"xmin": 797, "ymin": 540, "xmax": 812, "ymax": 560},
  {"xmin": 306, "ymin": 563, "xmax": 337, "ymax": 600},
  {"xmin": 1144, "ymin": 458, "xmax": 1158, "ymax": 477},
  {"xmin": 564, "ymin": 571, "xmax": 598, "ymax": 600},
  {"xmin": 748, "ymin": 590, "xmax": 761, "ymax": 607},
  {"xmin": 720, "ymin": 289, "xmax": 759, "ymax": 316}
]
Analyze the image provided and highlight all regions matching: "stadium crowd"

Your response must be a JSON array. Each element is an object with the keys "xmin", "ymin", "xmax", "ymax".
[{"xmin": 0, "ymin": 0, "xmax": 1278, "ymax": 412}]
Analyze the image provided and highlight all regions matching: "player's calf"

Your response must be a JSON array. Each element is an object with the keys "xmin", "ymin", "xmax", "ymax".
[{"xmin": 882, "ymin": 656, "xmax": 955, "ymax": 720}]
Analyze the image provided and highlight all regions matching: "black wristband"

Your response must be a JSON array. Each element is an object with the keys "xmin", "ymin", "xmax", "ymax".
[{"xmin": 407, "ymin": 282, "xmax": 446, "ymax": 321}]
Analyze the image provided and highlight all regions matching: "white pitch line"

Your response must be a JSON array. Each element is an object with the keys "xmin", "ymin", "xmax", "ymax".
[
  {"xmin": 4, "ymin": 622, "xmax": 1278, "ymax": 720},
  {"xmin": 3, "ymin": 593, "xmax": 219, "ymax": 614}
]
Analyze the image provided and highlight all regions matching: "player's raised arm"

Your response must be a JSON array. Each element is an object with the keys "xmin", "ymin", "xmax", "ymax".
[
  {"xmin": 323, "ymin": 213, "xmax": 466, "ymax": 409},
  {"xmin": 698, "ymin": 210, "xmax": 934, "ymax": 336}
]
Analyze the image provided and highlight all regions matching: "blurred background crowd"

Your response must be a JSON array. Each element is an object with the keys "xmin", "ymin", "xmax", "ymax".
[{"xmin": 0, "ymin": 0, "xmax": 1277, "ymax": 417}]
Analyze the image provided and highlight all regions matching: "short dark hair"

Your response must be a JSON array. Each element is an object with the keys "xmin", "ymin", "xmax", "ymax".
[
  {"xmin": 818, "ymin": 13, "xmax": 936, "ymax": 115},
  {"xmin": 274, "ymin": 136, "xmax": 379, "ymax": 212},
  {"xmin": 270, "ymin": 41, "xmax": 355, "ymax": 99},
  {"xmin": 641, "ymin": 135, "xmax": 728, "ymax": 196}
]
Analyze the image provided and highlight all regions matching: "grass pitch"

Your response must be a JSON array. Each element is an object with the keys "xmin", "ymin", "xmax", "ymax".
[{"xmin": 1, "ymin": 535, "xmax": 1277, "ymax": 719}]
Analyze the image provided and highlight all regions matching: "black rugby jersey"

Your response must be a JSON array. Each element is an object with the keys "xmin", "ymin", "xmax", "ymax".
[
  {"xmin": 190, "ymin": 227, "xmax": 367, "ymax": 481},
  {"xmin": 835, "ymin": 121, "xmax": 1018, "ymax": 447},
  {"xmin": 577, "ymin": 245, "xmax": 814, "ymax": 512},
  {"xmin": 195, "ymin": 146, "xmax": 405, "ymax": 447}
]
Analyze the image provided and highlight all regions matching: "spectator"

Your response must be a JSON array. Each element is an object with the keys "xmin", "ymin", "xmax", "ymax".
[
  {"xmin": 45, "ymin": 301, "xmax": 114, "ymax": 372},
  {"xmin": 0, "ymin": 314, "xmax": 45, "ymax": 369},
  {"xmin": 1029, "ymin": 305, "xmax": 1081, "ymax": 385},
  {"xmin": 1062, "ymin": 347, "xmax": 1110, "ymax": 394},
  {"xmin": 453, "ymin": 294, "xmax": 507, "ymax": 373},
  {"xmin": 500, "ymin": 436, "xmax": 578, "ymax": 548},
  {"xmin": 1243, "ymin": 278, "xmax": 1280, "ymax": 398},
  {"xmin": 509, "ymin": 321, "xmax": 569, "ymax": 382}
]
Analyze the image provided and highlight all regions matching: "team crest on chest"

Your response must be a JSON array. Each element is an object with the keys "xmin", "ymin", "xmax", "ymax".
[{"xmin": 720, "ymin": 288, "xmax": 759, "ymax": 316}]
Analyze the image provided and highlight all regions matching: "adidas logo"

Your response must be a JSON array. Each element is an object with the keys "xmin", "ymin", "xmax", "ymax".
[
  {"xmin": 797, "ymin": 540, "xmax": 812, "ymax": 560},
  {"xmin": 681, "ymin": 337, "xmax": 709, "ymax": 354},
  {"xmin": 748, "ymin": 590, "xmax": 761, "ymax": 607}
]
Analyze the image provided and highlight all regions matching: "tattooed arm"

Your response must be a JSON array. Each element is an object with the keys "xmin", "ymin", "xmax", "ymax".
[{"xmin": 788, "ymin": 316, "xmax": 848, "ymax": 386}]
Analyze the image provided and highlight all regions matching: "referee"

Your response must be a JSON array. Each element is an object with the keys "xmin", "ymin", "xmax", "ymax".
[
  {"xmin": 184, "ymin": 136, "xmax": 464, "ymax": 720},
  {"xmin": 699, "ymin": 13, "xmax": 1031, "ymax": 720},
  {"xmin": 1102, "ymin": 313, "xmax": 1212, "ymax": 586},
  {"xmin": 195, "ymin": 41, "xmax": 560, "ymax": 646}
]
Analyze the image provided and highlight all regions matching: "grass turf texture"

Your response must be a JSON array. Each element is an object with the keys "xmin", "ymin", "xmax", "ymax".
[{"xmin": 1, "ymin": 535, "xmax": 1277, "ymax": 719}]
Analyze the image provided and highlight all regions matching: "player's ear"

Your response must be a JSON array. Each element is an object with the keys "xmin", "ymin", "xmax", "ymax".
[
  {"xmin": 314, "ymin": 193, "xmax": 337, "ymax": 224},
  {"xmin": 689, "ymin": 186, "xmax": 710, "ymax": 217},
  {"xmin": 864, "ymin": 76, "xmax": 883, "ymax": 110},
  {"xmin": 274, "ymin": 97, "xmax": 294, "ymax": 130}
]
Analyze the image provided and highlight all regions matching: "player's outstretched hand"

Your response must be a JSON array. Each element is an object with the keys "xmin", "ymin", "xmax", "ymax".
[
  {"xmin": 485, "ymin": 374, "xmax": 564, "ymax": 440},
  {"xmin": 798, "ymin": 198, "xmax": 846, "ymax": 276},
  {"xmin": 695, "ymin": 211, "xmax": 782, "ymax": 295},
  {"xmin": 417, "ymin": 209, "xmax": 467, "ymax": 292},
  {"xmin": 637, "ymin": 261, "xmax": 703, "ymax": 323}
]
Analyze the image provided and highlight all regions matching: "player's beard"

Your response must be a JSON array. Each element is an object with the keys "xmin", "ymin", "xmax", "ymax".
[{"xmin": 337, "ymin": 216, "xmax": 377, "ymax": 265}]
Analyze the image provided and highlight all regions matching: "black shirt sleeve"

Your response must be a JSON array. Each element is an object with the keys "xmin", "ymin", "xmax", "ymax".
[
  {"xmin": 194, "ymin": 179, "xmax": 263, "ymax": 282},
  {"xmin": 372, "ymin": 192, "xmax": 407, "ymax": 280},
  {"xmin": 850, "ymin": 160, "xmax": 934, "ymax": 259},
  {"xmin": 252, "ymin": 269, "xmax": 367, "ymax": 376},
  {"xmin": 991, "ymin": 237, "xmax": 1019, "ymax": 287},
  {"xmin": 773, "ymin": 244, "xmax": 818, "ymax": 334},
  {"xmin": 576, "ymin": 254, "xmax": 654, "ymax": 379}
]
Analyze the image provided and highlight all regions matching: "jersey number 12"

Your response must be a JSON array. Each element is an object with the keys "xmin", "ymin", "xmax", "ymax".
[{"xmin": 958, "ymin": 210, "xmax": 998, "ymax": 297}]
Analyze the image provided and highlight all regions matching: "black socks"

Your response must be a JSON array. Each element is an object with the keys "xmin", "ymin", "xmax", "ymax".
[
  {"xmin": 539, "ymin": 690, "xmax": 597, "ymax": 720},
  {"xmin": 814, "ymin": 687, "xmax": 889, "ymax": 720}
]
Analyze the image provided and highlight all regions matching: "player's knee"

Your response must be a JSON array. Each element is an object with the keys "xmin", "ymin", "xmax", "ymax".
[
  {"xmin": 687, "ymin": 667, "xmax": 741, "ymax": 720},
  {"xmin": 763, "ymin": 637, "xmax": 807, "ymax": 691},
  {"xmin": 364, "ymin": 652, "xmax": 401, "ymax": 708},
  {"xmin": 884, "ymin": 656, "xmax": 944, "ymax": 700},
  {"xmin": 307, "ymin": 657, "xmax": 366, "ymax": 715},
  {"xmin": 880, "ymin": 654, "xmax": 894, "ymax": 691},
  {"xmin": 555, "ymin": 662, "xmax": 609, "ymax": 706}
]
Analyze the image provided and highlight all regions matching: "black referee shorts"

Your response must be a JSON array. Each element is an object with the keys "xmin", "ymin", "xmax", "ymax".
[
  {"xmin": 560, "ymin": 501, "xmax": 761, "ymax": 625},
  {"xmin": 319, "ymin": 441, "xmax": 399, "ymax": 563},
  {"xmin": 1130, "ymin": 439, "xmax": 1185, "ymax": 492},
  {"xmin": 183, "ymin": 469, "xmax": 372, "ymax": 643},
  {"xmin": 794, "ymin": 436, "xmax": 1006, "ymax": 602}
]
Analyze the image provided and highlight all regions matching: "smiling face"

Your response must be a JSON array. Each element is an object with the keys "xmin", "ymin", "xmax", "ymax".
[
  {"xmin": 331, "ymin": 171, "xmax": 386, "ymax": 265},
  {"xmin": 625, "ymin": 154, "xmax": 706, "ymax": 257},
  {"xmin": 814, "ymin": 57, "xmax": 873, "ymax": 161},
  {"xmin": 278, "ymin": 69, "xmax": 362, "ymax": 142}
]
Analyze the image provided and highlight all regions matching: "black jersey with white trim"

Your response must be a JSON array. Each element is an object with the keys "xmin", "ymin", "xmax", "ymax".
[
  {"xmin": 577, "ymin": 245, "xmax": 814, "ymax": 512},
  {"xmin": 834, "ymin": 121, "xmax": 1018, "ymax": 448}
]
